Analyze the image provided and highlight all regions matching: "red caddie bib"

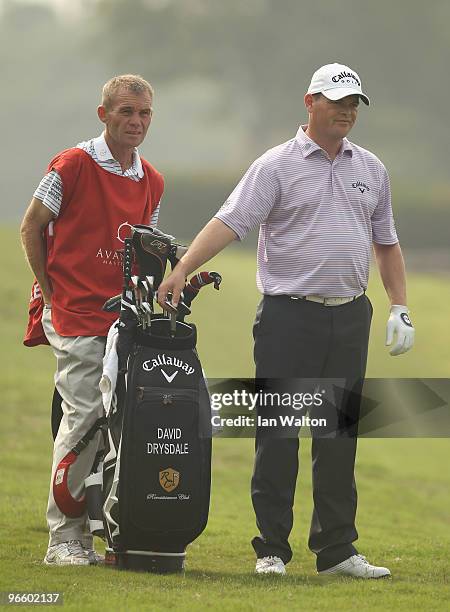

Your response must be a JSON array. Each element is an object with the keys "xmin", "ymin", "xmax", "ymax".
[{"xmin": 24, "ymin": 148, "xmax": 163, "ymax": 345}]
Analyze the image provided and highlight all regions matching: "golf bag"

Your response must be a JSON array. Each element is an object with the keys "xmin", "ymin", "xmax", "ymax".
[
  {"xmin": 96, "ymin": 225, "xmax": 217, "ymax": 572},
  {"xmin": 102, "ymin": 321, "xmax": 212, "ymax": 572}
]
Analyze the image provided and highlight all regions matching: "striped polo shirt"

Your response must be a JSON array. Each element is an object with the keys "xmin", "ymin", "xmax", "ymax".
[
  {"xmin": 215, "ymin": 125, "xmax": 398, "ymax": 297},
  {"xmin": 34, "ymin": 133, "xmax": 160, "ymax": 226}
]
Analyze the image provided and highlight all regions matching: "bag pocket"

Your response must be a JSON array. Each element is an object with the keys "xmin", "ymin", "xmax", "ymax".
[{"xmin": 121, "ymin": 386, "xmax": 203, "ymax": 534}]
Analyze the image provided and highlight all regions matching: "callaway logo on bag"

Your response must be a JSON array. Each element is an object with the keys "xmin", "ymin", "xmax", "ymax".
[{"xmin": 143, "ymin": 353, "xmax": 196, "ymax": 383}]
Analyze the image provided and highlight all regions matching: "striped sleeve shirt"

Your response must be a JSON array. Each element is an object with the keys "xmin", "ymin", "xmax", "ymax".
[
  {"xmin": 34, "ymin": 133, "xmax": 160, "ymax": 226},
  {"xmin": 215, "ymin": 125, "xmax": 398, "ymax": 297}
]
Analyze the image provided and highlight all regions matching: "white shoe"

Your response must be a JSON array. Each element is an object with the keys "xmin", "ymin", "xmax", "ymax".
[
  {"xmin": 83, "ymin": 547, "xmax": 105, "ymax": 565},
  {"xmin": 44, "ymin": 540, "xmax": 90, "ymax": 566},
  {"xmin": 319, "ymin": 554, "xmax": 391, "ymax": 579},
  {"xmin": 255, "ymin": 556, "xmax": 286, "ymax": 575}
]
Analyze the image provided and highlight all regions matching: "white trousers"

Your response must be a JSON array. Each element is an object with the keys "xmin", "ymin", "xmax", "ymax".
[{"xmin": 42, "ymin": 306, "xmax": 106, "ymax": 547}]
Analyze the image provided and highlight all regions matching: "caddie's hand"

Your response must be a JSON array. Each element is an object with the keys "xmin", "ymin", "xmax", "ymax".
[
  {"xmin": 157, "ymin": 263, "xmax": 187, "ymax": 311},
  {"xmin": 386, "ymin": 305, "xmax": 415, "ymax": 356}
]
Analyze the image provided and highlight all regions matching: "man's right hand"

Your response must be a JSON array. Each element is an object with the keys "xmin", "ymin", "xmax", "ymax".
[{"xmin": 157, "ymin": 263, "xmax": 188, "ymax": 310}]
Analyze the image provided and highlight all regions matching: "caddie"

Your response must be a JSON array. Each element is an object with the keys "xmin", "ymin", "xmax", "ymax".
[
  {"xmin": 157, "ymin": 63, "xmax": 415, "ymax": 578},
  {"xmin": 20, "ymin": 75, "xmax": 163, "ymax": 566}
]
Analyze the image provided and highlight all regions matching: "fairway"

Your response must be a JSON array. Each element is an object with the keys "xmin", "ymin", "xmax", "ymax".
[{"xmin": 1, "ymin": 227, "xmax": 449, "ymax": 610}]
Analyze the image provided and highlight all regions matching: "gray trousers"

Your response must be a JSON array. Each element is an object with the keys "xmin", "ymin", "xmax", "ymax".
[
  {"xmin": 251, "ymin": 294, "xmax": 372, "ymax": 571},
  {"xmin": 42, "ymin": 306, "xmax": 106, "ymax": 547}
]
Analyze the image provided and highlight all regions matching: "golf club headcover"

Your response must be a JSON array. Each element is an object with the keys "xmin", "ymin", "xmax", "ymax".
[
  {"xmin": 183, "ymin": 272, "xmax": 222, "ymax": 307},
  {"xmin": 53, "ymin": 450, "xmax": 86, "ymax": 518},
  {"xmin": 52, "ymin": 418, "xmax": 106, "ymax": 518},
  {"xmin": 131, "ymin": 225, "xmax": 174, "ymax": 290}
]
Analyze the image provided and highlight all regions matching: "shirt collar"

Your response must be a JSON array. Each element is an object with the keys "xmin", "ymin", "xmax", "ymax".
[
  {"xmin": 295, "ymin": 125, "xmax": 353, "ymax": 158},
  {"xmin": 93, "ymin": 133, "xmax": 144, "ymax": 177}
]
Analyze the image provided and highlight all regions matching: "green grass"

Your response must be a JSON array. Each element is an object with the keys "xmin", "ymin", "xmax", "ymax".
[{"xmin": 1, "ymin": 226, "xmax": 449, "ymax": 610}]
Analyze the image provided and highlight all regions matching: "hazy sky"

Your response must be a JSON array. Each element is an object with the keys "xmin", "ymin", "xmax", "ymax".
[
  {"xmin": 0, "ymin": 0, "xmax": 170, "ymax": 17},
  {"xmin": 0, "ymin": 0, "xmax": 84, "ymax": 19}
]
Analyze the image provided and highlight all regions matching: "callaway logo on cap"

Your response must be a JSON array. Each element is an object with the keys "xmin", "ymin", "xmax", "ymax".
[{"xmin": 307, "ymin": 63, "xmax": 370, "ymax": 106}]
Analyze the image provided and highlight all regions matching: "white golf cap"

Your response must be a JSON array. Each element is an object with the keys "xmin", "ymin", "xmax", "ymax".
[{"xmin": 307, "ymin": 63, "xmax": 370, "ymax": 106}]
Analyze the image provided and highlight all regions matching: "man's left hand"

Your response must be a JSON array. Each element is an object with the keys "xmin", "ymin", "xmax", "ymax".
[{"xmin": 386, "ymin": 305, "xmax": 415, "ymax": 356}]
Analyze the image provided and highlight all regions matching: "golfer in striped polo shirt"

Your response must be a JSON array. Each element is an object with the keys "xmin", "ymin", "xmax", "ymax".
[{"xmin": 158, "ymin": 63, "xmax": 415, "ymax": 578}]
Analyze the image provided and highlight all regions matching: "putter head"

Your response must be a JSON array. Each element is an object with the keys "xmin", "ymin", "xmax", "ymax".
[
  {"xmin": 163, "ymin": 298, "xmax": 178, "ymax": 314},
  {"xmin": 162, "ymin": 292, "xmax": 191, "ymax": 318}
]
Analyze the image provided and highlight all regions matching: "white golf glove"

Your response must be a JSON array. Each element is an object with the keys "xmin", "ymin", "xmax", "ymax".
[{"xmin": 386, "ymin": 305, "xmax": 415, "ymax": 356}]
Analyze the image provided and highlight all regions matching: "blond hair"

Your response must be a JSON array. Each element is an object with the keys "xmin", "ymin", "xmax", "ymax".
[{"xmin": 102, "ymin": 74, "xmax": 154, "ymax": 110}]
